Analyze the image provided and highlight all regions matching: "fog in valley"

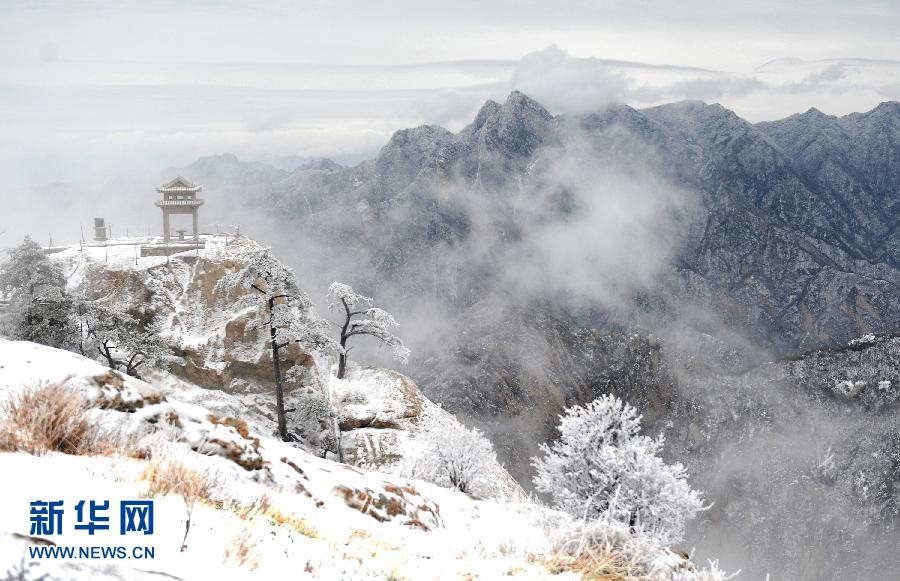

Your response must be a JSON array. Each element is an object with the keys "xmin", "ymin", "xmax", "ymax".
[{"xmin": 3, "ymin": 2, "xmax": 900, "ymax": 579}]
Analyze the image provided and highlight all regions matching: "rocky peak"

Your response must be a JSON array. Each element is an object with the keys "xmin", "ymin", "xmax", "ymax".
[
  {"xmin": 868, "ymin": 100, "xmax": 900, "ymax": 116},
  {"xmin": 371, "ymin": 124, "xmax": 455, "ymax": 198},
  {"xmin": 177, "ymin": 153, "xmax": 288, "ymax": 187},
  {"xmin": 495, "ymin": 90, "xmax": 554, "ymax": 157},
  {"xmin": 642, "ymin": 100, "xmax": 754, "ymax": 144},
  {"xmin": 470, "ymin": 99, "xmax": 502, "ymax": 132},
  {"xmin": 294, "ymin": 158, "xmax": 344, "ymax": 172},
  {"xmin": 458, "ymin": 91, "xmax": 554, "ymax": 160},
  {"xmin": 801, "ymin": 106, "xmax": 832, "ymax": 119}
]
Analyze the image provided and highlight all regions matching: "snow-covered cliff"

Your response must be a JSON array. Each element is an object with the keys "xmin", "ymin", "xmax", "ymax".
[{"xmin": 47, "ymin": 235, "xmax": 525, "ymax": 499}]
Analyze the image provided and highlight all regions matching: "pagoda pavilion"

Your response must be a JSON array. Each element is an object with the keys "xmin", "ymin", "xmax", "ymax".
[{"xmin": 155, "ymin": 177, "xmax": 203, "ymax": 242}]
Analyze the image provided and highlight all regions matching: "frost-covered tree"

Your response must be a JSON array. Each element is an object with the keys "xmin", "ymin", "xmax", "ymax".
[
  {"xmin": 0, "ymin": 235, "xmax": 65, "ymax": 299},
  {"xmin": 73, "ymin": 301, "xmax": 172, "ymax": 378},
  {"xmin": 0, "ymin": 236, "xmax": 73, "ymax": 347},
  {"xmin": 532, "ymin": 394, "xmax": 703, "ymax": 545},
  {"xmin": 327, "ymin": 282, "xmax": 409, "ymax": 379},
  {"xmin": 2, "ymin": 292, "xmax": 74, "ymax": 348},
  {"xmin": 231, "ymin": 249, "xmax": 333, "ymax": 441},
  {"xmin": 403, "ymin": 422, "xmax": 499, "ymax": 497}
]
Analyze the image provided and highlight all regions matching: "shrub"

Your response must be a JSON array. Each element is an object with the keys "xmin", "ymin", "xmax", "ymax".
[
  {"xmin": 1, "ymin": 384, "xmax": 93, "ymax": 455},
  {"xmin": 140, "ymin": 458, "xmax": 218, "ymax": 502},
  {"xmin": 542, "ymin": 546, "xmax": 640, "ymax": 581},
  {"xmin": 532, "ymin": 394, "xmax": 703, "ymax": 545},
  {"xmin": 289, "ymin": 391, "xmax": 338, "ymax": 457},
  {"xmin": 140, "ymin": 458, "xmax": 222, "ymax": 552},
  {"xmin": 402, "ymin": 421, "xmax": 500, "ymax": 498},
  {"xmin": 0, "ymin": 383, "xmax": 148, "ymax": 458}
]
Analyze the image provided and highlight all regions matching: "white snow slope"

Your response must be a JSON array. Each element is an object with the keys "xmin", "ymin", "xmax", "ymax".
[{"xmin": 0, "ymin": 340, "xmax": 729, "ymax": 580}]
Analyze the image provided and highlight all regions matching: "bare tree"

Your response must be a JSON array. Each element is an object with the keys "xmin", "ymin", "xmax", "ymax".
[
  {"xmin": 232, "ymin": 250, "xmax": 332, "ymax": 441},
  {"xmin": 327, "ymin": 282, "xmax": 409, "ymax": 379},
  {"xmin": 73, "ymin": 300, "xmax": 171, "ymax": 379}
]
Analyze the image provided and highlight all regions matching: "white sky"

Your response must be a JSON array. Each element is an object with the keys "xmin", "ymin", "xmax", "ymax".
[{"xmin": 1, "ymin": 0, "xmax": 899, "ymax": 185}]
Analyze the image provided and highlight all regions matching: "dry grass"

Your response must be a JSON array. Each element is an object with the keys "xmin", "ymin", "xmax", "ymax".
[
  {"xmin": 210, "ymin": 493, "xmax": 319, "ymax": 539},
  {"xmin": 0, "ymin": 384, "xmax": 92, "ymax": 455},
  {"xmin": 140, "ymin": 458, "xmax": 218, "ymax": 502},
  {"xmin": 224, "ymin": 527, "xmax": 261, "ymax": 571},
  {"xmin": 227, "ymin": 494, "xmax": 273, "ymax": 520},
  {"xmin": 535, "ymin": 543, "xmax": 645, "ymax": 581},
  {"xmin": 0, "ymin": 383, "xmax": 141, "ymax": 457},
  {"xmin": 258, "ymin": 505, "xmax": 319, "ymax": 538},
  {"xmin": 229, "ymin": 496, "xmax": 318, "ymax": 538}
]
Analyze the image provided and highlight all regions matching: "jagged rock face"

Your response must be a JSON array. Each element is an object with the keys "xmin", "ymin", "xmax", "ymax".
[
  {"xmin": 261, "ymin": 93, "xmax": 900, "ymax": 360},
  {"xmin": 255, "ymin": 90, "xmax": 900, "ymax": 433},
  {"xmin": 69, "ymin": 240, "xmax": 326, "ymax": 400},
  {"xmin": 227, "ymin": 93, "xmax": 900, "ymax": 579},
  {"xmin": 55, "ymin": 240, "xmax": 527, "ymax": 496},
  {"xmin": 757, "ymin": 102, "xmax": 900, "ymax": 267},
  {"xmin": 681, "ymin": 335, "xmax": 900, "ymax": 581}
]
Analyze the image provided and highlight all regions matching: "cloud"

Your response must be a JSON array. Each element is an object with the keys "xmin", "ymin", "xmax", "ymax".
[
  {"xmin": 510, "ymin": 47, "xmax": 900, "ymax": 120},
  {"xmin": 507, "ymin": 45, "xmax": 630, "ymax": 114}
]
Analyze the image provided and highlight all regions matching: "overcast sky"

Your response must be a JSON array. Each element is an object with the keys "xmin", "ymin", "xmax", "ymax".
[{"xmin": 1, "ymin": 0, "xmax": 899, "ymax": 186}]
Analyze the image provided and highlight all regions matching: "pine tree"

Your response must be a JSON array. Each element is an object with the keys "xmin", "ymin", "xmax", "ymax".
[
  {"xmin": 229, "ymin": 249, "xmax": 333, "ymax": 441},
  {"xmin": 327, "ymin": 282, "xmax": 409, "ymax": 379},
  {"xmin": 0, "ymin": 236, "xmax": 73, "ymax": 347},
  {"xmin": 0, "ymin": 235, "xmax": 65, "ymax": 299},
  {"xmin": 73, "ymin": 301, "xmax": 172, "ymax": 378}
]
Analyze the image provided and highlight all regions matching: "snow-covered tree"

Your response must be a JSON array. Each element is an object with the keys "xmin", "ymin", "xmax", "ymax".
[
  {"xmin": 73, "ymin": 301, "xmax": 172, "ymax": 378},
  {"xmin": 532, "ymin": 394, "xmax": 703, "ymax": 545},
  {"xmin": 402, "ymin": 422, "xmax": 499, "ymax": 498},
  {"xmin": 0, "ymin": 236, "xmax": 73, "ymax": 347},
  {"xmin": 230, "ymin": 249, "xmax": 333, "ymax": 441},
  {"xmin": 327, "ymin": 282, "xmax": 409, "ymax": 379},
  {"xmin": 1, "ymin": 292, "xmax": 74, "ymax": 349},
  {"xmin": 0, "ymin": 235, "xmax": 65, "ymax": 299}
]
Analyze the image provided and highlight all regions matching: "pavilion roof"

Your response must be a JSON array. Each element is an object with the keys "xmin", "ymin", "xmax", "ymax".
[{"xmin": 157, "ymin": 176, "xmax": 202, "ymax": 193}]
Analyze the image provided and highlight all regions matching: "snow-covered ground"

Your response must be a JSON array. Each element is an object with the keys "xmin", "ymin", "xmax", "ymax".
[
  {"xmin": 0, "ymin": 341, "xmax": 729, "ymax": 580},
  {"xmin": 50, "ymin": 234, "xmax": 230, "ymax": 289}
]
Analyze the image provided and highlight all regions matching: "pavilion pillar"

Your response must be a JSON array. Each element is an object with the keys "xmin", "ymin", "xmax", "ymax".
[
  {"xmin": 163, "ymin": 210, "xmax": 170, "ymax": 242},
  {"xmin": 192, "ymin": 209, "xmax": 199, "ymax": 241}
]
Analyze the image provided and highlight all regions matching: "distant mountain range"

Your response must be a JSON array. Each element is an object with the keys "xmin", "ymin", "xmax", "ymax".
[
  {"xmin": 36, "ymin": 92, "xmax": 900, "ymax": 579},
  {"xmin": 174, "ymin": 90, "xmax": 900, "ymax": 416}
]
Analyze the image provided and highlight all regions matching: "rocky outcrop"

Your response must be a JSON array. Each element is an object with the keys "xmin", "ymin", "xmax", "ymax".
[
  {"xmin": 332, "ymin": 366, "xmax": 527, "ymax": 501},
  {"xmin": 51, "ymin": 239, "xmax": 526, "ymax": 497},
  {"xmin": 65, "ymin": 237, "xmax": 326, "ymax": 400}
]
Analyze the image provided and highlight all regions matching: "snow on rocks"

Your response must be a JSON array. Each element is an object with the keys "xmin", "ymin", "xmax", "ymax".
[
  {"xmin": 0, "ymin": 340, "xmax": 730, "ymax": 579},
  {"xmin": 334, "ymin": 480, "xmax": 442, "ymax": 530},
  {"xmin": 332, "ymin": 366, "xmax": 528, "ymax": 501},
  {"xmin": 334, "ymin": 366, "xmax": 423, "ymax": 431},
  {"xmin": 46, "ymin": 235, "xmax": 528, "ymax": 497},
  {"xmin": 51, "ymin": 235, "xmax": 328, "ymax": 404},
  {"xmin": 0, "ymin": 339, "xmax": 165, "ymax": 410}
]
